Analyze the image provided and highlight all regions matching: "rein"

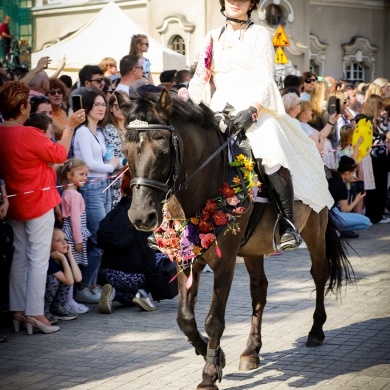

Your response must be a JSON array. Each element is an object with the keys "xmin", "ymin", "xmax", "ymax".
[{"xmin": 127, "ymin": 118, "xmax": 241, "ymax": 201}]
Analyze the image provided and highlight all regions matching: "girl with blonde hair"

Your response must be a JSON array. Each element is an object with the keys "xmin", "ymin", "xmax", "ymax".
[
  {"xmin": 309, "ymin": 80, "xmax": 329, "ymax": 130},
  {"xmin": 129, "ymin": 34, "xmax": 153, "ymax": 84}
]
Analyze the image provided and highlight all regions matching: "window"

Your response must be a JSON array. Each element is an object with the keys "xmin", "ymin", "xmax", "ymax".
[
  {"xmin": 169, "ymin": 35, "xmax": 185, "ymax": 56},
  {"xmin": 265, "ymin": 4, "xmax": 283, "ymax": 27},
  {"xmin": 309, "ymin": 62, "xmax": 319, "ymax": 77},
  {"xmin": 346, "ymin": 63, "xmax": 365, "ymax": 83}
]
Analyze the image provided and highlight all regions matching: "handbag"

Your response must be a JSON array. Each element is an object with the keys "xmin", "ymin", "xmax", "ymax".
[{"xmin": 146, "ymin": 252, "xmax": 178, "ymax": 301}]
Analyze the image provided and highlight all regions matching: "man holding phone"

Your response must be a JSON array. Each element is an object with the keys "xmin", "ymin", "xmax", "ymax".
[{"xmin": 69, "ymin": 65, "xmax": 105, "ymax": 112}]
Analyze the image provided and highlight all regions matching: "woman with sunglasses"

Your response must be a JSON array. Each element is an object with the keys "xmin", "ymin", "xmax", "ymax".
[
  {"xmin": 300, "ymin": 71, "xmax": 318, "ymax": 101},
  {"xmin": 129, "ymin": 34, "xmax": 153, "ymax": 85},
  {"xmin": 47, "ymin": 78, "xmax": 68, "ymax": 140},
  {"xmin": 72, "ymin": 90, "xmax": 120, "ymax": 304},
  {"xmin": 188, "ymin": 0, "xmax": 333, "ymax": 251}
]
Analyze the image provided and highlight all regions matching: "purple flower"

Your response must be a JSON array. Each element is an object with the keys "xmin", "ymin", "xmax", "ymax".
[{"xmin": 181, "ymin": 223, "xmax": 198, "ymax": 248}]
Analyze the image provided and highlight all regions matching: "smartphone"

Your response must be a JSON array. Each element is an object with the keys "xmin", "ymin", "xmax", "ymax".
[
  {"xmin": 72, "ymin": 95, "xmax": 83, "ymax": 111},
  {"xmin": 328, "ymin": 97, "xmax": 341, "ymax": 115}
]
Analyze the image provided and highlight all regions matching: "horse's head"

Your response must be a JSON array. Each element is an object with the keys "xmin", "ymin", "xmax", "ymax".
[{"xmin": 122, "ymin": 88, "xmax": 181, "ymax": 231}]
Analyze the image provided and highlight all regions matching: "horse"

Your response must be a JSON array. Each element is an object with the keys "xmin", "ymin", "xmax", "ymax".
[{"xmin": 121, "ymin": 88, "xmax": 354, "ymax": 390}]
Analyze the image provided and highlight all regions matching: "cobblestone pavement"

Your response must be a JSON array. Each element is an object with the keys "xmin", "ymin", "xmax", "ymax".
[{"xmin": 0, "ymin": 224, "xmax": 389, "ymax": 390}]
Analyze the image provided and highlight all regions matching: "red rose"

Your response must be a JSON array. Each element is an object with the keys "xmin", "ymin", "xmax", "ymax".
[
  {"xmin": 198, "ymin": 220, "xmax": 213, "ymax": 233},
  {"xmin": 213, "ymin": 210, "xmax": 228, "ymax": 226}
]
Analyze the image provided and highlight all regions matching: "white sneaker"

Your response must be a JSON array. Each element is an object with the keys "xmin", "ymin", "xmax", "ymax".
[
  {"xmin": 65, "ymin": 299, "xmax": 89, "ymax": 314},
  {"xmin": 378, "ymin": 217, "xmax": 390, "ymax": 224},
  {"xmin": 74, "ymin": 288, "xmax": 99, "ymax": 304},
  {"xmin": 132, "ymin": 289, "xmax": 156, "ymax": 312}
]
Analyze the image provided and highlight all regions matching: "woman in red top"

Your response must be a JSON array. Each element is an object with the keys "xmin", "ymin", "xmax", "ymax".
[{"xmin": 0, "ymin": 81, "xmax": 84, "ymax": 334}]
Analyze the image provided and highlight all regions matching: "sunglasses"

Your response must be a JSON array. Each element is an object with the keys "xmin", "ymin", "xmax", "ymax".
[
  {"xmin": 88, "ymin": 78, "xmax": 105, "ymax": 84},
  {"xmin": 48, "ymin": 89, "xmax": 63, "ymax": 96},
  {"xmin": 305, "ymin": 79, "xmax": 316, "ymax": 83}
]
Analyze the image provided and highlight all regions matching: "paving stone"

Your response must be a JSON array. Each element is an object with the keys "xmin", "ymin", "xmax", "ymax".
[{"xmin": 0, "ymin": 224, "xmax": 389, "ymax": 389}]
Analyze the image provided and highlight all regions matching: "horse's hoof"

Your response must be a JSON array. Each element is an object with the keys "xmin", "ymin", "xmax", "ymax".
[
  {"xmin": 238, "ymin": 355, "xmax": 260, "ymax": 370},
  {"xmin": 306, "ymin": 335, "xmax": 324, "ymax": 347},
  {"xmin": 197, "ymin": 384, "xmax": 219, "ymax": 390}
]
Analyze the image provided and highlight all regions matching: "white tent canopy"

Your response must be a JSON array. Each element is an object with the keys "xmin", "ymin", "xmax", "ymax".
[{"xmin": 31, "ymin": 2, "xmax": 185, "ymax": 75}]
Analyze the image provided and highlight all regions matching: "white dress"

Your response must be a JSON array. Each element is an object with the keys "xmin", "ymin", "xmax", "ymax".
[{"xmin": 188, "ymin": 24, "xmax": 333, "ymax": 213}]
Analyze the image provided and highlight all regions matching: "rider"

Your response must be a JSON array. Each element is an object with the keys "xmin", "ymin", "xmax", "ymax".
[{"xmin": 188, "ymin": 0, "xmax": 333, "ymax": 250}]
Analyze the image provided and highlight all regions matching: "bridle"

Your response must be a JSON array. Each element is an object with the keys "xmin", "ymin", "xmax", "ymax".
[
  {"xmin": 127, "ymin": 122, "xmax": 182, "ymax": 199},
  {"xmin": 127, "ymin": 116, "xmax": 241, "ymax": 201}
]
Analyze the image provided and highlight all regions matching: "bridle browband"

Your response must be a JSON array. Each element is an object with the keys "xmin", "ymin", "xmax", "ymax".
[{"xmin": 127, "ymin": 123, "xmax": 181, "ymax": 197}]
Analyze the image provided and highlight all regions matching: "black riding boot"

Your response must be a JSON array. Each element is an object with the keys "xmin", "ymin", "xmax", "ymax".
[{"xmin": 267, "ymin": 166, "xmax": 302, "ymax": 250}]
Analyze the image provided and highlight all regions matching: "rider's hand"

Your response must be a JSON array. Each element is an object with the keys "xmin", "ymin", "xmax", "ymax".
[{"xmin": 232, "ymin": 106, "xmax": 258, "ymax": 133}]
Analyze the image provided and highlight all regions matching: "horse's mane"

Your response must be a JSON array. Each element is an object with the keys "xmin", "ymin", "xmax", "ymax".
[{"xmin": 127, "ymin": 90, "xmax": 219, "ymax": 132}]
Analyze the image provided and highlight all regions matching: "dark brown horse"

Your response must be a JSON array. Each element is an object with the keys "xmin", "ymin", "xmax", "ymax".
[{"xmin": 121, "ymin": 89, "xmax": 353, "ymax": 390}]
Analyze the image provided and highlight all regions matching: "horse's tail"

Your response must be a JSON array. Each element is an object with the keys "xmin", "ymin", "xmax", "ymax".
[{"xmin": 325, "ymin": 209, "xmax": 355, "ymax": 295}]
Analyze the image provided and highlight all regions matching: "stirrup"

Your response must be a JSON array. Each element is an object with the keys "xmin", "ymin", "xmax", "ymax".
[{"xmin": 272, "ymin": 214, "xmax": 302, "ymax": 252}]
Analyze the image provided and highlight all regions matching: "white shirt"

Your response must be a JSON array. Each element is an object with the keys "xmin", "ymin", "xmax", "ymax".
[{"xmin": 73, "ymin": 125, "xmax": 113, "ymax": 177}]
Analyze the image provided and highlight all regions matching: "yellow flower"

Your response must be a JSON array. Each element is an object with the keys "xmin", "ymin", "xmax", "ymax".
[
  {"xmin": 245, "ymin": 161, "xmax": 254, "ymax": 171},
  {"xmin": 193, "ymin": 246, "xmax": 202, "ymax": 255},
  {"xmin": 232, "ymin": 176, "xmax": 241, "ymax": 184},
  {"xmin": 190, "ymin": 217, "xmax": 199, "ymax": 225},
  {"xmin": 236, "ymin": 154, "xmax": 245, "ymax": 162}
]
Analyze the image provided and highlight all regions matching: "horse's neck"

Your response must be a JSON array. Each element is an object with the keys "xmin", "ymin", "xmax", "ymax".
[{"xmin": 172, "ymin": 120, "xmax": 228, "ymax": 218}]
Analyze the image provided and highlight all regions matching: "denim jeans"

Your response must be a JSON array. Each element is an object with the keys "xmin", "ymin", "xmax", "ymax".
[
  {"xmin": 79, "ymin": 178, "xmax": 111, "ymax": 287},
  {"xmin": 332, "ymin": 207, "xmax": 372, "ymax": 231}
]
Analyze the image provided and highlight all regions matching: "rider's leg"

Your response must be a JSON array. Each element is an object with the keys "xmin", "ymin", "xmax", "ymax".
[{"xmin": 261, "ymin": 162, "xmax": 302, "ymax": 250}]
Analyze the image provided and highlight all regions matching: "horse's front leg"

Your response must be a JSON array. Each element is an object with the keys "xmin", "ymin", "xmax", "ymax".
[
  {"xmin": 197, "ymin": 254, "xmax": 236, "ymax": 390},
  {"xmin": 176, "ymin": 263, "xmax": 208, "ymax": 358},
  {"xmin": 239, "ymin": 255, "xmax": 267, "ymax": 370}
]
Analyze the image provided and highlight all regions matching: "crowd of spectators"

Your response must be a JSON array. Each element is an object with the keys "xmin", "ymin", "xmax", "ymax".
[{"xmin": 0, "ymin": 35, "xmax": 389, "ymax": 340}]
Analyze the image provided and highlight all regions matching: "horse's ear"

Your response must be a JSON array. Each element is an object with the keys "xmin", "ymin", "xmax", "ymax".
[{"xmin": 156, "ymin": 88, "xmax": 172, "ymax": 115}]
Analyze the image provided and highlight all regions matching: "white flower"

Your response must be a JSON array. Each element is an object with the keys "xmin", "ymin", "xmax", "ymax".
[{"xmin": 178, "ymin": 88, "xmax": 190, "ymax": 102}]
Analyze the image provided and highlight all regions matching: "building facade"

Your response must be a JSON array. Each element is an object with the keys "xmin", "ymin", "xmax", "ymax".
[{"xmin": 25, "ymin": 0, "xmax": 390, "ymax": 82}]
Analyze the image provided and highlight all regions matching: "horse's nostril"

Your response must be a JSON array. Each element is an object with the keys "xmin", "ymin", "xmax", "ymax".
[
  {"xmin": 146, "ymin": 212, "xmax": 158, "ymax": 227},
  {"xmin": 133, "ymin": 219, "xmax": 143, "ymax": 228}
]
